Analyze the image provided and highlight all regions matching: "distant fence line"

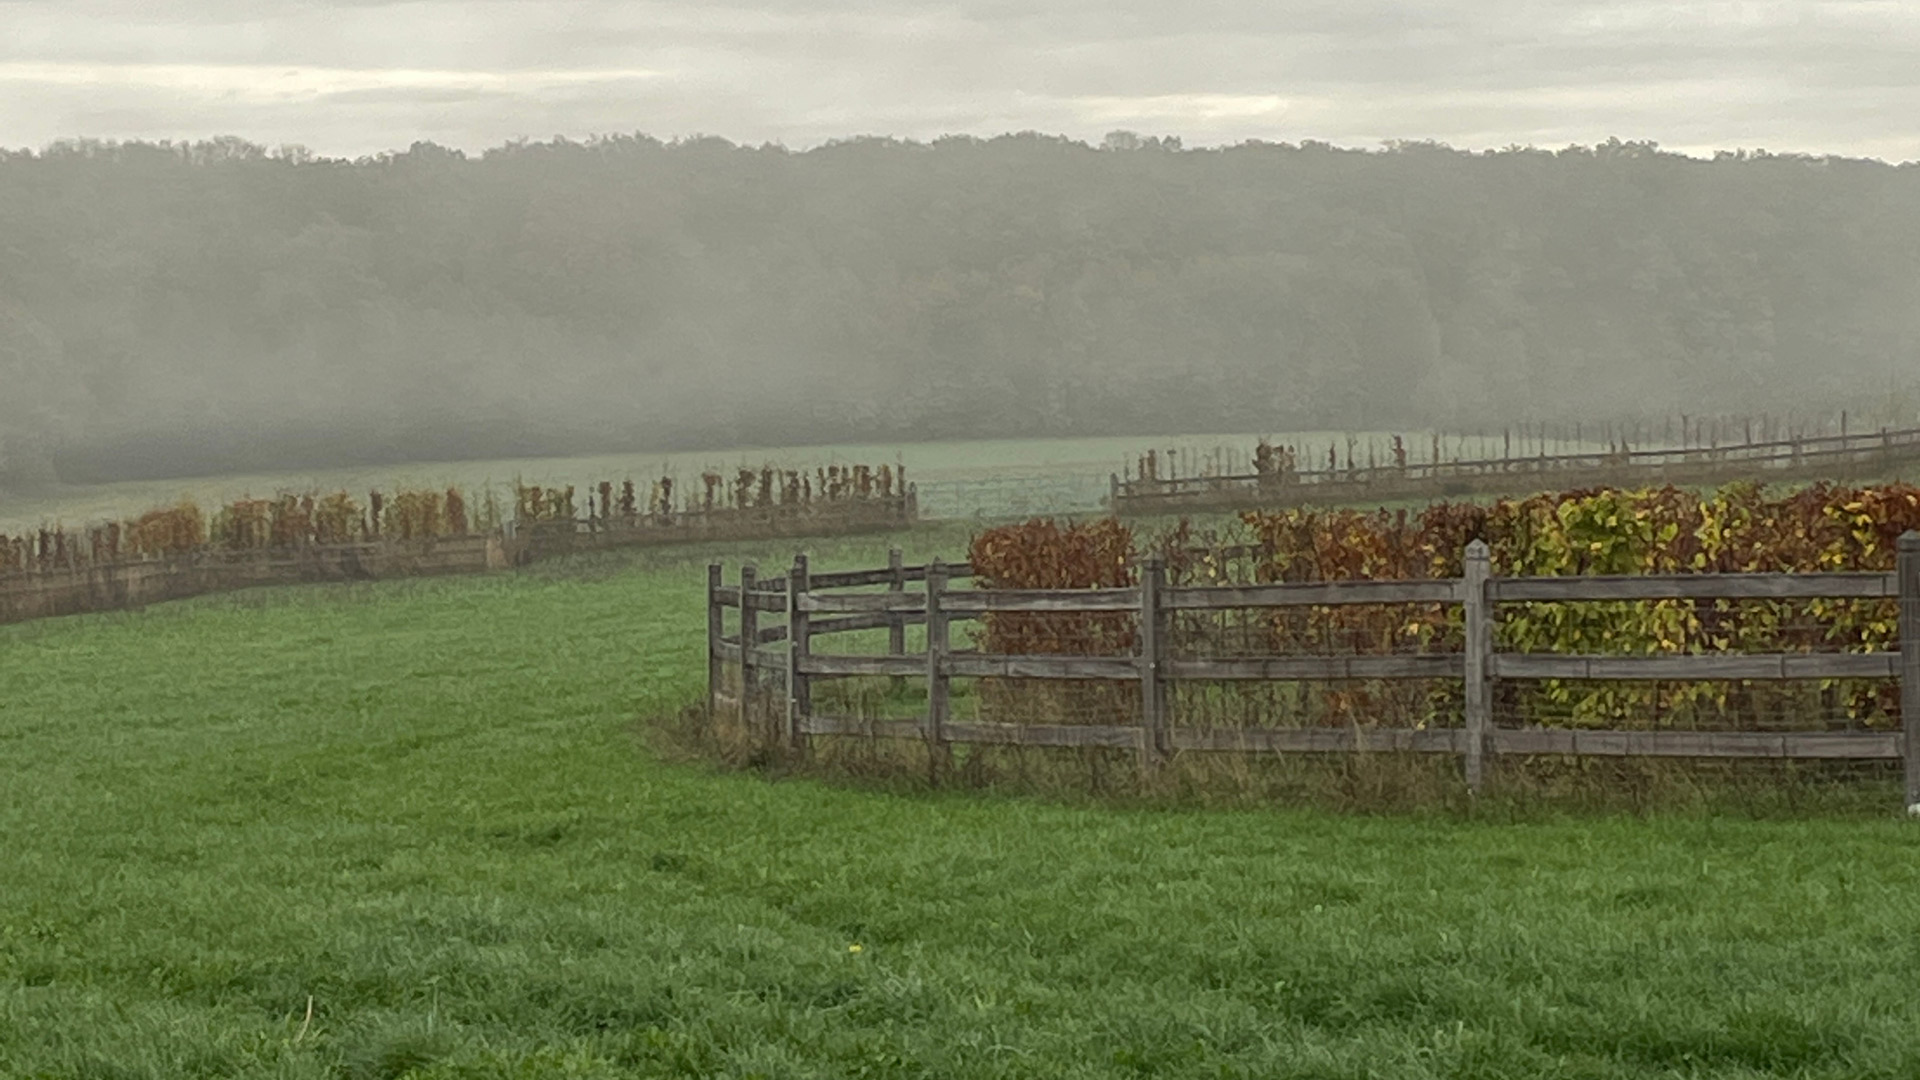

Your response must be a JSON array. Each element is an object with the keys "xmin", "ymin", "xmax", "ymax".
[
  {"xmin": 2, "ymin": 494, "xmax": 915, "ymax": 626},
  {"xmin": 0, "ymin": 535, "xmax": 507, "ymax": 625},
  {"xmin": 1112, "ymin": 424, "xmax": 1920, "ymax": 515},
  {"xmin": 707, "ymin": 533, "xmax": 1920, "ymax": 809},
  {"xmin": 509, "ymin": 494, "xmax": 916, "ymax": 555}
]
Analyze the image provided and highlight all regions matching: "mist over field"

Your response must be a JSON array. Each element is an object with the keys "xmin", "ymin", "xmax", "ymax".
[{"xmin": 2, "ymin": 133, "xmax": 1919, "ymax": 493}]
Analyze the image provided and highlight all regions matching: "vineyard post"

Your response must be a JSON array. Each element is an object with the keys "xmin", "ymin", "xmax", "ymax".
[
  {"xmin": 925, "ymin": 559, "xmax": 951, "ymax": 785},
  {"xmin": 1138, "ymin": 554, "xmax": 1169, "ymax": 774},
  {"xmin": 787, "ymin": 553, "xmax": 811, "ymax": 754},
  {"xmin": 887, "ymin": 548, "xmax": 908, "ymax": 693},
  {"xmin": 739, "ymin": 563, "xmax": 759, "ymax": 740},
  {"xmin": 1901, "ymin": 532, "xmax": 1920, "ymax": 813},
  {"xmin": 1463, "ymin": 540, "xmax": 1492, "ymax": 794},
  {"xmin": 707, "ymin": 562, "xmax": 723, "ymax": 717}
]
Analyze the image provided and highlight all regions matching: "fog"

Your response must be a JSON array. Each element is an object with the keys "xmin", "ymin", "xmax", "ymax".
[
  {"xmin": 2, "ymin": 134, "xmax": 1919, "ymax": 490},
  {"xmin": 6, "ymin": 1, "xmax": 1920, "ymax": 491}
]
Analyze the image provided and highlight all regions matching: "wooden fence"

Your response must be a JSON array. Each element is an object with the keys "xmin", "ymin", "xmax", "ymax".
[
  {"xmin": 1112, "ymin": 424, "xmax": 1920, "ymax": 515},
  {"xmin": 1, "ymin": 493, "xmax": 913, "ymax": 627},
  {"xmin": 0, "ymin": 535, "xmax": 508, "ymax": 625},
  {"xmin": 515, "ymin": 493, "xmax": 915, "ymax": 560},
  {"xmin": 708, "ymin": 533, "xmax": 1920, "ymax": 808}
]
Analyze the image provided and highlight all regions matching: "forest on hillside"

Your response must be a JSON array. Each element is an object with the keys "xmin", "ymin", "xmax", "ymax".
[{"xmin": 2, "ymin": 132, "xmax": 1918, "ymax": 489}]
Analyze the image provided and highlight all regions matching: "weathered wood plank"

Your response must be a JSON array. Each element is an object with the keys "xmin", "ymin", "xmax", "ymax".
[
  {"xmin": 1140, "ymin": 555, "xmax": 1168, "ymax": 766},
  {"xmin": 926, "ymin": 561, "xmax": 952, "ymax": 780},
  {"xmin": 747, "ymin": 645, "xmax": 789, "ymax": 670},
  {"xmin": 794, "ymin": 718, "xmax": 1902, "ymax": 760},
  {"xmin": 944, "ymin": 721, "xmax": 1143, "ymax": 749},
  {"xmin": 712, "ymin": 640, "xmax": 743, "ymax": 663},
  {"xmin": 742, "ymin": 590, "xmax": 789, "ymax": 612},
  {"xmin": 1490, "ymin": 729, "xmax": 1902, "ymax": 759},
  {"xmin": 1491, "ymin": 652, "xmax": 1900, "ymax": 681},
  {"xmin": 797, "ymin": 591, "xmax": 928, "ymax": 614},
  {"xmin": 1491, "ymin": 573, "xmax": 1897, "ymax": 601},
  {"xmin": 1901, "ymin": 532, "xmax": 1920, "ymax": 806},
  {"xmin": 707, "ymin": 563, "xmax": 725, "ymax": 715},
  {"xmin": 1170, "ymin": 727, "xmax": 1465, "ymax": 753},
  {"xmin": 810, "ymin": 567, "xmax": 902, "ymax": 589},
  {"xmin": 941, "ymin": 588, "xmax": 1141, "ymax": 613},
  {"xmin": 805, "ymin": 611, "xmax": 900, "ymax": 637},
  {"xmin": 712, "ymin": 584, "xmax": 742, "ymax": 607},
  {"xmin": 803, "ymin": 610, "xmax": 964, "ymax": 636},
  {"xmin": 799, "ymin": 653, "xmax": 925, "ymax": 677},
  {"xmin": 1463, "ymin": 541, "xmax": 1491, "ymax": 792},
  {"xmin": 801, "ymin": 715, "xmax": 926, "ymax": 739},
  {"xmin": 946, "ymin": 655, "xmax": 1140, "ymax": 680},
  {"xmin": 1165, "ymin": 579, "xmax": 1461, "ymax": 609},
  {"xmin": 886, "ymin": 547, "xmax": 907, "ymax": 667},
  {"xmin": 737, "ymin": 564, "xmax": 759, "ymax": 731},
  {"xmin": 787, "ymin": 555, "xmax": 811, "ymax": 751},
  {"xmin": 1781, "ymin": 653, "xmax": 1904, "ymax": 679},
  {"xmin": 808, "ymin": 561, "xmax": 974, "ymax": 589},
  {"xmin": 1166, "ymin": 655, "xmax": 1463, "ymax": 680}
]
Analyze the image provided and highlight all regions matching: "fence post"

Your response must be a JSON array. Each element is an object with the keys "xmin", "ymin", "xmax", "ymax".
[
  {"xmin": 1901, "ymin": 532, "xmax": 1920, "ymax": 813},
  {"xmin": 1463, "ymin": 540, "xmax": 1492, "ymax": 794},
  {"xmin": 887, "ymin": 548, "xmax": 907, "ymax": 692},
  {"xmin": 887, "ymin": 541, "xmax": 910, "ymax": 691},
  {"xmin": 788, "ymin": 553, "xmax": 811, "ymax": 754},
  {"xmin": 739, "ymin": 562, "xmax": 759, "ymax": 739},
  {"xmin": 925, "ymin": 559, "xmax": 951, "ymax": 785},
  {"xmin": 1139, "ymin": 553, "xmax": 1168, "ymax": 773},
  {"xmin": 707, "ymin": 562, "xmax": 724, "ymax": 717}
]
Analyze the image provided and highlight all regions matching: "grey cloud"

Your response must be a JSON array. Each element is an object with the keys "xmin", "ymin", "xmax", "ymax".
[
  {"xmin": 0, "ymin": 0, "xmax": 1915, "ymax": 160},
  {"xmin": 315, "ymin": 85, "xmax": 509, "ymax": 106}
]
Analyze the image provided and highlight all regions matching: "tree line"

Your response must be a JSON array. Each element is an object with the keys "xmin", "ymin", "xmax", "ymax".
[{"xmin": 2, "ymin": 132, "xmax": 1917, "ymax": 490}]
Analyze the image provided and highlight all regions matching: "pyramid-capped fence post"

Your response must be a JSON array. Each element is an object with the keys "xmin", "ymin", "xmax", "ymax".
[
  {"xmin": 1900, "ymin": 531, "xmax": 1920, "ymax": 813},
  {"xmin": 1463, "ymin": 540, "xmax": 1493, "ymax": 794}
]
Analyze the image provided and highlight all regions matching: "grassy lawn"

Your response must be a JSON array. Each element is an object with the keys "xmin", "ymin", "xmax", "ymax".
[{"xmin": 5, "ymin": 526, "xmax": 1920, "ymax": 1078}]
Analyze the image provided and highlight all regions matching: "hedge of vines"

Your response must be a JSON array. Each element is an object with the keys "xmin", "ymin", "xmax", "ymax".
[
  {"xmin": 0, "ymin": 486, "xmax": 488, "ymax": 573},
  {"xmin": 968, "ymin": 483, "xmax": 1920, "ymax": 730}
]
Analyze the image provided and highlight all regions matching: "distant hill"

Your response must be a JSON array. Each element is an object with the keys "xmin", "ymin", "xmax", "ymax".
[{"xmin": 3, "ymin": 133, "xmax": 1918, "ymax": 487}]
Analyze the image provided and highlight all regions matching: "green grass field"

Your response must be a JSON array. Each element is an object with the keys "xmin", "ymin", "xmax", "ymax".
[{"xmin": 7, "ymin": 527, "xmax": 1920, "ymax": 1078}]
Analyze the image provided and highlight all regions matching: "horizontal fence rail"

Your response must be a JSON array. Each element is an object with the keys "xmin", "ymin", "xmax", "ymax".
[
  {"xmin": 708, "ymin": 534, "xmax": 1920, "ymax": 809},
  {"xmin": 1490, "ymin": 573, "xmax": 1900, "ymax": 601}
]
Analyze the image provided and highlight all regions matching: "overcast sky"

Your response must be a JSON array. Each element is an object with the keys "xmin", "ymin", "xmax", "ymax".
[{"xmin": 2, "ymin": 0, "xmax": 1917, "ymax": 162}]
